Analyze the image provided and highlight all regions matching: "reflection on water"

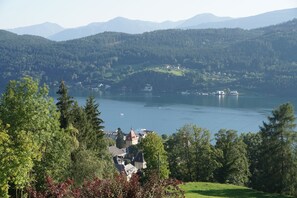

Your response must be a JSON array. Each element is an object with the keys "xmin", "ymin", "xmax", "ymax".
[{"xmin": 74, "ymin": 92, "xmax": 297, "ymax": 135}]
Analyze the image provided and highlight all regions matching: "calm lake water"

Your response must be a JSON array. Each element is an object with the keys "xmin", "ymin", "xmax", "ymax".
[{"xmin": 75, "ymin": 93, "xmax": 297, "ymax": 136}]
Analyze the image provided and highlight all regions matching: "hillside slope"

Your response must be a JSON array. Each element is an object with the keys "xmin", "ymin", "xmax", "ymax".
[{"xmin": 0, "ymin": 20, "xmax": 296, "ymax": 95}]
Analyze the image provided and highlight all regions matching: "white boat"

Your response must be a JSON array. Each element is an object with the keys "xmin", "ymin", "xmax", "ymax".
[
  {"xmin": 181, "ymin": 91, "xmax": 190, "ymax": 95},
  {"xmin": 229, "ymin": 91, "xmax": 239, "ymax": 95},
  {"xmin": 215, "ymin": 90, "xmax": 225, "ymax": 95},
  {"xmin": 143, "ymin": 84, "xmax": 153, "ymax": 92}
]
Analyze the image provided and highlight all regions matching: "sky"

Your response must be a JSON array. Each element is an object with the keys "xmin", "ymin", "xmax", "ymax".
[{"xmin": 0, "ymin": 0, "xmax": 296, "ymax": 29}]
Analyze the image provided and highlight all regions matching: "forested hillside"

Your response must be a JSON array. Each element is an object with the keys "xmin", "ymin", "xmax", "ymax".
[{"xmin": 0, "ymin": 19, "xmax": 296, "ymax": 95}]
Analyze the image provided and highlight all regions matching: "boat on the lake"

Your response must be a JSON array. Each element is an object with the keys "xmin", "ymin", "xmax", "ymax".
[
  {"xmin": 229, "ymin": 91, "xmax": 239, "ymax": 96},
  {"xmin": 215, "ymin": 90, "xmax": 225, "ymax": 95},
  {"xmin": 143, "ymin": 84, "xmax": 153, "ymax": 92}
]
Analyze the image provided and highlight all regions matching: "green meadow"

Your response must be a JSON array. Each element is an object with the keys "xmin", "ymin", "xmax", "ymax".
[{"xmin": 180, "ymin": 182, "xmax": 292, "ymax": 198}]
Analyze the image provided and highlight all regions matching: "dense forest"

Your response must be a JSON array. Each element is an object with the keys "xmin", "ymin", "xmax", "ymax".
[{"xmin": 0, "ymin": 19, "xmax": 297, "ymax": 95}]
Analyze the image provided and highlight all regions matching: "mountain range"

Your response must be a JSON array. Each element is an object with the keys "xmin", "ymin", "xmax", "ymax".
[{"xmin": 6, "ymin": 8, "xmax": 297, "ymax": 41}]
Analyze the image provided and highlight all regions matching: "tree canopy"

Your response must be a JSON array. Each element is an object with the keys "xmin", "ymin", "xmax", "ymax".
[
  {"xmin": 140, "ymin": 132, "xmax": 170, "ymax": 179},
  {"xmin": 258, "ymin": 103, "xmax": 297, "ymax": 195},
  {"xmin": 166, "ymin": 124, "xmax": 221, "ymax": 182},
  {"xmin": 0, "ymin": 77, "xmax": 72, "ymax": 196},
  {"xmin": 56, "ymin": 80, "xmax": 74, "ymax": 129},
  {"xmin": 214, "ymin": 129, "xmax": 250, "ymax": 186}
]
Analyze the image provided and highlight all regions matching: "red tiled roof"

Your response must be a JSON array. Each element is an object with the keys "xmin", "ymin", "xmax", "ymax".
[{"xmin": 126, "ymin": 129, "xmax": 137, "ymax": 141}]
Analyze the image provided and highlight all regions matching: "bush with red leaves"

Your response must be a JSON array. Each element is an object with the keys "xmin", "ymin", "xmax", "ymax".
[{"xmin": 28, "ymin": 173, "xmax": 184, "ymax": 198}]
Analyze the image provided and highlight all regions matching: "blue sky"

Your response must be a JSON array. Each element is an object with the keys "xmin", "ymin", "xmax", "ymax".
[{"xmin": 0, "ymin": 0, "xmax": 296, "ymax": 29}]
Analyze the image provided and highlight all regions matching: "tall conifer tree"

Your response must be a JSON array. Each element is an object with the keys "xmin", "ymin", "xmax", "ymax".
[
  {"xmin": 84, "ymin": 96, "xmax": 105, "ymax": 150},
  {"xmin": 116, "ymin": 128, "xmax": 125, "ymax": 149},
  {"xmin": 259, "ymin": 103, "xmax": 297, "ymax": 195},
  {"xmin": 56, "ymin": 81, "xmax": 73, "ymax": 129}
]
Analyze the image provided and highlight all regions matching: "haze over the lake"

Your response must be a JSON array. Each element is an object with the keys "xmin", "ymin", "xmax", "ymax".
[{"xmin": 0, "ymin": 0, "xmax": 296, "ymax": 29}]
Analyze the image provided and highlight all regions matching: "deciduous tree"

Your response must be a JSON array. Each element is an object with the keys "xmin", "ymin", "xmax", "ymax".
[
  {"xmin": 166, "ymin": 126, "xmax": 194, "ymax": 181},
  {"xmin": 241, "ymin": 132, "xmax": 262, "ymax": 189},
  {"xmin": 191, "ymin": 125, "xmax": 221, "ymax": 182},
  {"xmin": 0, "ymin": 77, "xmax": 72, "ymax": 193},
  {"xmin": 0, "ymin": 122, "xmax": 39, "ymax": 198},
  {"xmin": 140, "ymin": 133, "xmax": 170, "ymax": 179},
  {"xmin": 214, "ymin": 129, "xmax": 250, "ymax": 186},
  {"xmin": 166, "ymin": 124, "xmax": 221, "ymax": 182}
]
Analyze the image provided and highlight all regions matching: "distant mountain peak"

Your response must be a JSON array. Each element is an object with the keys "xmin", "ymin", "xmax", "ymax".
[
  {"xmin": 194, "ymin": 13, "xmax": 219, "ymax": 17},
  {"xmin": 7, "ymin": 22, "xmax": 64, "ymax": 38},
  {"xmin": 110, "ymin": 16, "xmax": 130, "ymax": 21},
  {"xmin": 108, "ymin": 16, "xmax": 152, "ymax": 23},
  {"xmin": 178, "ymin": 13, "xmax": 232, "ymax": 28},
  {"xmin": 42, "ymin": 22, "xmax": 59, "ymax": 25}
]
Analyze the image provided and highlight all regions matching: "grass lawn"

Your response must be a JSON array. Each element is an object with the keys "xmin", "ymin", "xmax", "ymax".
[
  {"xmin": 180, "ymin": 182, "xmax": 292, "ymax": 198},
  {"xmin": 148, "ymin": 67, "xmax": 185, "ymax": 76}
]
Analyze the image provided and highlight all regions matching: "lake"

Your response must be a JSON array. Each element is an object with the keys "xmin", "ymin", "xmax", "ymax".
[{"xmin": 75, "ymin": 93, "xmax": 297, "ymax": 136}]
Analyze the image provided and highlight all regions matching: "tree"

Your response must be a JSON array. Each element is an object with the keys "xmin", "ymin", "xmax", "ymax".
[
  {"xmin": 161, "ymin": 134, "xmax": 168, "ymax": 141},
  {"xmin": 241, "ymin": 132, "xmax": 262, "ymax": 189},
  {"xmin": 191, "ymin": 125, "xmax": 221, "ymax": 182},
  {"xmin": 166, "ymin": 131, "xmax": 192, "ymax": 181},
  {"xmin": 70, "ymin": 147, "xmax": 114, "ymax": 185},
  {"xmin": 214, "ymin": 129, "xmax": 250, "ymax": 186},
  {"xmin": 0, "ymin": 122, "xmax": 39, "ymax": 198},
  {"xmin": 33, "ymin": 128, "xmax": 72, "ymax": 189},
  {"xmin": 140, "ymin": 133, "xmax": 170, "ymax": 179},
  {"xmin": 258, "ymin": 103, "xmax": 297, "ymax": 195},
  {"xmin": 85, "ymin": 96, "xmax": 104, "ymax": 135},
  {"xmin": 71, "ymin": 102, "xmax": 91, "ymax": 148},
  {"xmin": 56, "ymin": 81, "xmax": 74, "ymax": 129},
  {"xmin": 84, "ymin": 96, "xmax": 105, "ymax": 151},
  {"xmin": 166, "ymin": 124, "xmax": 221, "ymax": 182},
  {"xmin": 0, "ymin": 77, "xmax": 72, "ymax": 193},
  {"xmin": 116, "ymin": 128, "xmax": 125, "ymax": 149},
  {"xmin": 70, "ymin": 99, "xmax": 106, "ymax": 151},
  {"xmin": 70, "ymin": 101, "xmax": 115, "ymax": 183},
  {"xmin": 0, "ymin": 77, "xmax": 60, "ymax": 140}
]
